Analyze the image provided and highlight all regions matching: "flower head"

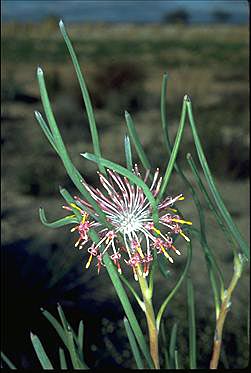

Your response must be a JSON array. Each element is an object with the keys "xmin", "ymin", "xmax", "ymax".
[{"xmin": 64, "ymin": 165, "xmax": 192, "ymax": 280}]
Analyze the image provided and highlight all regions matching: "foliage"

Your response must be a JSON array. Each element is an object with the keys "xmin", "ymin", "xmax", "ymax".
[{"xmin": 1, "ymin": 20, "xmax": 249, "ymax": 370}]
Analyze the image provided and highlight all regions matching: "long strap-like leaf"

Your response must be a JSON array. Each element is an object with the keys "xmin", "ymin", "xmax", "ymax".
[
  {"xmin": 186, "ymin": 99, "xmax": 249, "ymax": 259},
  {"xmin": 59, "ymin": 20, "xmax": 105, "ymax": 175},
  {"xmin": 187, "ymin": 277, "xmax": 197, "ymax": 369},
  {"xmin": 124, "ymin": 317, "xmax": 144, "ymax": 369}
]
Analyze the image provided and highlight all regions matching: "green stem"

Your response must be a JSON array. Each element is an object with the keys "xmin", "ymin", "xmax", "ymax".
[
  {"xmin": 137, "ymin": 269, "xmax": 160, "ymax": 369},
  {"xmin": 209, "ymin": 254, "xmax": 245, "ymax": 369}
]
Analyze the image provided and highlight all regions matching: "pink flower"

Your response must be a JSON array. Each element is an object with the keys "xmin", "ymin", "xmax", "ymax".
[{"xmin": 64, "ymin": 165, "xmax": 192, "ymax": 280}]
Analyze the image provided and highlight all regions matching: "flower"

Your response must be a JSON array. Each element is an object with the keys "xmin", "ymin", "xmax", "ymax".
[{"xmin": 63, "ymin": 165, "xmax": 192, "ymax": 280}]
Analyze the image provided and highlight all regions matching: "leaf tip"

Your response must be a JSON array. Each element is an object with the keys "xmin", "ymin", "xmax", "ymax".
[
  {"xmin": 37, "ymin": 66, "xmax": 43, "ymax": 76},
  {"xmin": 184, "ymin": 94, "xmax": 191, "ymax": 102}
]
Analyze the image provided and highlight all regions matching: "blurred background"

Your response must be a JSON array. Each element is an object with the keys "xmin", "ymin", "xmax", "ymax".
[{"xmin": 1, "ymin": 0, "xmax": 249, "ymax": 369}]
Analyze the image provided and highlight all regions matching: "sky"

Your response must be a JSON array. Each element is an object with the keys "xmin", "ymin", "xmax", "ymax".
[{"xmin": 2, "ymin": 0, "xmax": 249, "ymax": 24}]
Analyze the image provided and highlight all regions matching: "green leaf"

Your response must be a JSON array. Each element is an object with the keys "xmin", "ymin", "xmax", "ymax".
[
  {"xmin": 59, "ymin": 186, "xmax": 82, "ymax": 221},
  {"xmin": 34, "ymin": 111, "xmax": 59, "ymax": 154},
  {"xmin": 186, "ymin": 99, "xmax": 249, "ymax": 259},
  {"xmin": 160, "ymin": 321, "xmax": 169, "ymax": 369},
  {"xmin": 187, "ymin": 277, "xmax": 197, "ymax": 369},
  {"xmin": 101, "ymin": 252, "xmax": 154, "ymax": 368},
  {"xmin": 41, "ymin": 308, "xmax": 68, "ymax": 348},
  {"xmin": 174, "ymin": 350, "xmax": 180, "ymax": 369},
  {"xmin": 124, "ymin": 317, "xmax": 144, "ymax": 369},
  {"xmin": 39, "ymin": 207, "xmax": 79, "ymax": 228},
  {"xmin": 186, "ymin": 153, "xmax": 236, "ymax": 249},
  {"xmin": 59, "ymin": 348, "xmax": 67, "ymax": 370},
  {"xmin": 160, "ymin": 72, "xmax": 171, "ymax": 152},
  {"xmin": 57, "ymin": 303, "xmax": 70, "ymax": 332},
  {"xmin": 181, "ymin": 155, "xmax": 225, "ymax": 316},
  {"xmin": 81, "ymin": 152, "xmax": 159, "ymax": 225},
  {"xmin": 188, "ymin": 226, "xmax": 222, "ymax": 318},
  {"xmin": 124, "ymin": 134, "xmax": 133, "ymax": 171},
  {"xmin": 86, "ymin": 227, "xmax": 153, "ymax": 367},
  {"xmin": 57, "ymin": 303, "xmax": 88, "ymax": 369},
  {"xmin": 1, "ymin": 352, "xmax": 17, "ymax": 369},
  {"xmin": 119, "ymin": 274, "xmax": 145, "ymax": 312},
  {"xmin": 66, "ymin": 327, "xmax": 84, "ymax": 369},
  {"xmin": 30, "ymin": 332, "xmax": 53, "ymax": 369},
  {"xmin": 157, "ymin": 95, "xmax": 188, "ymax": 203},
  {"xmin": 59, "ymin": 20, "xmax": 105, "ymax": 175},
  {"xmin": 36, "ymin": 66, "xmax": 107, "ymax": 224},
  {"xmin": 125, "ymin": 111, "xmax": 151, "ymax": 171},
  {"xmin": 169, "ymin": 322, "xmax": 178, "ymax": 369},
  {"xmin": 156, "ymin": 242, "xmax": 192, "ymax": 331},
  {"xmin": 77, "ymin": 321, "xmax": 84, "ymax": 362},
  {"xmin": 157, "ymin": 252, "xmax": 172, "ymax": 280},
  {"xmin": 148, "ymin": 251, "xmax": 157, "ymax": 299}
]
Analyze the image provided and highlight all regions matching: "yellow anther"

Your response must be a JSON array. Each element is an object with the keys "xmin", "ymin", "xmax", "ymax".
[
  {"xmin": 85, "ymin": 254, "xmax": 93, "ymax": 269},
  {"xmin": 178, "ymin": 196, "xmax": 185, "ymax": 201},
  {"xmin": 153, "ymin": 227, "xmax": 161, "ymax": 235},
  {"xmin": 172, "ymin": 218, "xmax": 192, "ymax": 225},
  {"xmin": 66, "ymin": 214, "xmax": 76, "ymax": 219},
  {"xmin": 136, "ymin": 246, "xmax": 145, "ymax": 259},
  {"xmin": 168, "ymin": 208, "xmax": 177, "ymax": 212},
  {"xmin": 161, "ymin": 245, "xmax": 174, "ymax": 263},
  {"xmin": 171, "ymin": 245, "xmax": 181, "ymax": 255},
  {"xmin": 179, "ymin": 231, "xmax": 190, "ymax": 242},
  {"xmin": 133, "ymin": 268, "xmax": 138, "ymax": 281},
  {"xmin": 70, "ymin": 203, "xmax": 82, "ymax": 212},
  {"xmin": 75, "ymin": 238, "xmax": 81, "ymax": 247},
  {"xmin": 136, "ymin": 264, "xmax": 142, "ymax": 277},
  {"xmin": 81, "ymin": 214, "xmax": 87, "ymax": 223},
  {"xmin": 70, "ymin": 226, "xmax": 78, "ymax": 232}
]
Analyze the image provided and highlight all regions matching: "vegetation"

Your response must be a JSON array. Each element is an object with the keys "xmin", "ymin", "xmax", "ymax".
[{"xmin": 1, "ymin": 20, "xmax": 249, "ymax": 369}]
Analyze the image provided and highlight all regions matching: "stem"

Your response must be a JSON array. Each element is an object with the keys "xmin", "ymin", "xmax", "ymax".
[
  {"xmin": 209, "ymin": 254, "xmax": 244, "ymax": 369},
  {"xmin": 137, "ymin": 269, "xmax": 160, "ymax": 369}
]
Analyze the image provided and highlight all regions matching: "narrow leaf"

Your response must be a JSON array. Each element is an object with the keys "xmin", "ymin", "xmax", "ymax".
[
  {"xmin": 124, "ymin": 134, "xmax": 133, "ymax": 171},
  {"xmin": 39, "ymin": 207, "xmax": 79, "ymax": 228},
  {"xmin": 160, "ymin": 72, "xmax": 171, "ymax": 152},
  {"xmin": 186, "ymin": 153, "xmax": 236, "ymax": 249},
  {"xmin": 125, "ymin": 111, "xmax": 151, "ymax": 171},
  {"xmin": 169, "ymin": 322, "xmax": 178, "ymax": 369},
  {"xmin": 34, "ymin": 111, "xmax": 59, "ymax": 154},
  {"xmin": 59, "ymin": 348, "xmax": 67, "ymax": 370},
  {"xmin": 1, "ymin": 352, "xmax": 16, "ymax": 370},
  {"xmin": 30, "ymin": 332, "xmax": 53, "ymax": 369},
  {"xmin": 186, "ymin": 99, "xmax": 249, "ymax": 259},
  {"xmin": 174, "ymin": 350, "xmax": 180, "ymax": 369},
  {"xmin": 59, "ymin": 20, "xmax": 105, "ymax": 175},
  {"xmin": 102, "ymin": 253, "xmax": 154, "ymax": 368},
  {"xmin": 124, "ymin": 317, "xmax": 144, "ymax": 369},
  {"xmin": 36, "ymin": 66, "xmax": 107, "ymax": 224},
  {"xmin": 160, "ymin": 322, "xmax": 169, "ymax": 369},
  {"xmin": 77, "ymin": 321, "xmax": 84, "ymax": 362},
  {"xmin": 119, "ymin": 274, "xmax": 145, "ymax": 312},
  {"xmin": 41, "ymin": 308, "xmax": 68, "ymax": 348},
  {"xmin": 187, "ymin": 278, "xmax": 197, "ymax": 369},
  {"xmin": 156, "ymin": 242, "xmax": 192, "ymax": 331},
  {"xmin": 157, "ymin": 95, "xmax": 188, "ymax": 203},
  {"xmin": 66, "ymin": 327, "xmax": 82, "ymax": 369},
  {"xmin": 157, "ymin": 252, "xmax": 172, "ymax": 280}
]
